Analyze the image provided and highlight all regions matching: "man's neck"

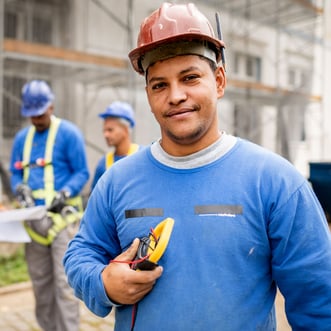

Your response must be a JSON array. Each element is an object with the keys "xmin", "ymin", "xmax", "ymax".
[{"xmin": 114, "ymin": 139, "xmax": 132, "ymax": 156}]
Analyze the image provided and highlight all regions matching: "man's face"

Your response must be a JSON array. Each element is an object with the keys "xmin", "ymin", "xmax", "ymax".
[
  {"xmin": 30, "ymin": 106, "xmax": 53, "ymax": 132},
  {"xmin": 103, "ymin": 118, "xmax": 129, "ymax": 148},
  {"xmin": 145, "ymin": 55, "xmax": 226, "ymax": 155}
]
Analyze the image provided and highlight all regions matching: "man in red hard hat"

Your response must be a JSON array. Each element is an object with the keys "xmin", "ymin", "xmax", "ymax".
[{"xmin": 64, "ymin": 3, "xmax": 331, "ymax": 331}]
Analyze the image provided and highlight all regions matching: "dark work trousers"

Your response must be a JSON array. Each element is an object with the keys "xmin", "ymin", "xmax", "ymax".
[{"xmin": 25, "ymin": 227, "xmax": 79, "ymax": 331}]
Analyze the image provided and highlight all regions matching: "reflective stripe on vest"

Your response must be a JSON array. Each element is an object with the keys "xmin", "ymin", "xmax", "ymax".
[
  {"xmin": 105, "ymin": 143, "xmax": 139, "ymax": 169},
  {"xmin": 23, "ymin": 117, "xmax": 61, "ymax": 205}
]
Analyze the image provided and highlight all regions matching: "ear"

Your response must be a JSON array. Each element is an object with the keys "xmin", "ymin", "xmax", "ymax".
[
  {"xmin": 48, "ymin": 105, "xmax": 54, "ymax": 114},
  {"xmin": 215, "ymin": 66, "xmax": 226, "ymax": 98}
]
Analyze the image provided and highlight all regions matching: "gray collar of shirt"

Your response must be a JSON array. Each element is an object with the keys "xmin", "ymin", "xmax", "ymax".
[{"xmin": 150, "ymin": 132, "xmax": 237, "ymax": 169}]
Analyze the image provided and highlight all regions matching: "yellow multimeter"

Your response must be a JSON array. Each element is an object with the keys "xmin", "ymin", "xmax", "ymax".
[{"xmin": 132, "ymin": 217, "xmax": 175, "ymax": 270}]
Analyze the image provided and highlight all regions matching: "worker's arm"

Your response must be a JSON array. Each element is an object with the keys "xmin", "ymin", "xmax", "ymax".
[
  {"xmin": 53, "ymin": 121, "xmax": 90, "ymax": 196},
  {"xmin": 9, "ymin": 129, "xmax": 27, "ymax": 193},
  {"xmin": 270, "ymin": 181, "xmax": 331, "ymax": 329},
  {"xmin": 63, "ymin": 172, "xmax": 163, "ymax": 317}
]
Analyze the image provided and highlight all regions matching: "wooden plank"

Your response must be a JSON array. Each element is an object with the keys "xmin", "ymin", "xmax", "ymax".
[
  {"xmin": 293, "ymin": 0, "xmax": 324, "ymax": 14},
  {"xmin": 2, "ymin": 38, "xmax": 321, "ymax": 102},
  {"xmin": 3, "ymin": 38, "xmax": 127, "ymax": 69},
  {"xmin": 227, "ymin": 78, "xmax": 322, "ymax": 102}
]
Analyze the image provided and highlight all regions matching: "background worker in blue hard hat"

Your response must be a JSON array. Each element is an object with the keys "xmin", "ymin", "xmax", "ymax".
[
  {"xmin": 91, "ymin": 101, "xmax": 143, "ymax": 191},
  {"xmin": 9, "ymin": 79, "xmax": 89, "ymax": 331}
]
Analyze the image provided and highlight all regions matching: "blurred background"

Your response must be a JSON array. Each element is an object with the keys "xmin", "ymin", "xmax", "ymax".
[{"xmin": 0, "ymin": 0, "xmax": 330, "ymax": 203}]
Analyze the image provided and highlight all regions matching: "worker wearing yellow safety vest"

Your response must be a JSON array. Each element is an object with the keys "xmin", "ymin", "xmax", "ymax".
[
  {"xmin": 9, "ymin": 80, "xmax": 89, "ymax": 331},
  {"xmin": 90, "ymin": 101, "xmax": 143, "ymax": 191}
]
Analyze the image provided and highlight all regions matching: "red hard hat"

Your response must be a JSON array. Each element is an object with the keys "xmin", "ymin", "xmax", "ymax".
[{"xmin": 129, "ymin": 2, "xmax": 224, "ymax": 75}]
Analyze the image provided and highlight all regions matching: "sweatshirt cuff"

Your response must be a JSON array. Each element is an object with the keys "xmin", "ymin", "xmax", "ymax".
[{"xmin": 98, "ymin": 268, "xmax": 123, "ymax": 308}]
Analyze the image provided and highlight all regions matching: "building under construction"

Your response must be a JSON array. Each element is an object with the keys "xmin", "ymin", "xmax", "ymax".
[{"xmin": 0, "ymin": 0, "xmax": 330, "ymax": 198}]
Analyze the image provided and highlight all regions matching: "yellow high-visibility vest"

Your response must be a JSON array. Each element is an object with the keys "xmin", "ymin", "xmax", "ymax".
[
  {"xmin": 22, "ymin": 117, "xmax": 83, "ymax": 245},
  {"xmin": 105, "ymin": 143, "xmax": 139, "ymax": 168}
]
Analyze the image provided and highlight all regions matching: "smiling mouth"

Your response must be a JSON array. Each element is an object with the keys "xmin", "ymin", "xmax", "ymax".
[{"xmin": 166, "ymin": 106, "xmax": 199, "ymax": 118}]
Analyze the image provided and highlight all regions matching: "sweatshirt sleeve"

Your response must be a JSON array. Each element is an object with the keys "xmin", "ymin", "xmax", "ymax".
[
  {"xmin": 54, "ymin": 121, "xmax": 90, "ymax": 196},
  {"xmin": 269, "ymin": 180, "xmax": 331, "ymax": 330},
  {"xmin": 63, "ymin": 176, "xmax": 121, "ymax": 317},
  {"xmin": 9, "ymin": 129, "xmax": 26, "ymax": 193}
]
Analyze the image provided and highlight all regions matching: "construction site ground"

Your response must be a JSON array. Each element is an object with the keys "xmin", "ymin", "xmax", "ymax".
[
  {"xmin": 0, "ymin": 281, "xmax": 290, "ymax": 331},
  {"xmin": 0, "ymin": 281, "xmax": 115, "ymax": 331}
]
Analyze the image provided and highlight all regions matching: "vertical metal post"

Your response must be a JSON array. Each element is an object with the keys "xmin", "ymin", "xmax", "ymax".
[
  {"xmin": 127, "ymin": 0, "xmax": 137, "ymax": 140},
  {"xmin": 0, "ymin": 0, "xmax": 4, "ymax": 160},
  {"xmin": 0, "ymin": 0, "xmax": 4, "ymax": 202},
  {"xmin": 274, "ymin": 0, "xmax": 290, "ymax": 160},
  {"xmin": 321, "ymin": 0, "xmax": 330, "ymax": 159}
]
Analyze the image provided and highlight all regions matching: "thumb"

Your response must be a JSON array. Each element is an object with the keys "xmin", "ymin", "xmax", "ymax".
[{"xmin": 116, "ymin": 238, "xmax": 140, "ymax": 262}]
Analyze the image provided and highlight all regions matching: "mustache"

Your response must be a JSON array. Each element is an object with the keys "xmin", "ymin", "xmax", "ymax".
[{"xmin": 164, "ymin": 104, "xmax": 200, "ymax": 117}]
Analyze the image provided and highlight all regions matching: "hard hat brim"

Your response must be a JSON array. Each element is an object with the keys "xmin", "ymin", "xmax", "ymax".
[
  {"xmin": 98, "ymin": 112, "xmax": 135, "ymax": 128},
  {"xmin": 21, "ymin": 101, "xmax": 52, "ymax": 118},
  {"xmin": 129, "ymin": 33, "xmax": 224, "ymax": 75}
]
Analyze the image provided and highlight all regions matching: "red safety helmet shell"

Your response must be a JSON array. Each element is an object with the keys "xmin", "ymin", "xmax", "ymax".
[{"xmin": 129, "ymin": 2, "xmax": 224, "ymax": 75}]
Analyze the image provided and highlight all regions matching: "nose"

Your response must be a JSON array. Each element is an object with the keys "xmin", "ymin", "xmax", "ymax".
[
  {"xmin": 103, "ymin": 130, "xmax": 112, "ymax": 140},
  {"xmin": 168, "ymin": 83, "xmax": 187, "ymax": 105},
  {"xmin": 31, "ymin": 117, "xmax": 41, "ymax": 126}
]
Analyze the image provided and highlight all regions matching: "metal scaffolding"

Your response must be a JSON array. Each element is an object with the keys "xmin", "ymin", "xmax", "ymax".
[{"xmin": 0, "ymin": 0, "xmax": 329, "ymax": 198}]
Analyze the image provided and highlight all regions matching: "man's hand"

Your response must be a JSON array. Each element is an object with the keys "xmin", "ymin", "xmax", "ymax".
[
  {"xmin": 48, "ymin": 190, "xmax": 69, "ymax": 213},
  {"xmin": 102, "ymin": 238, "xmax": 163, "ymax": 305},
  {"xmin": 15, "ymin": 184, "xmax": 35, "ymax": 208}
]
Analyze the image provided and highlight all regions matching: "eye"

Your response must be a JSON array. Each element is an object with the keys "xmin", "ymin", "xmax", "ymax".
[
  {"xmin": 151, "ymin": 82, "xmax": 167, "ymax": 90},
  {"xmin": 183, "ymin": 74, "xmax": 199, "ymax": 82}
]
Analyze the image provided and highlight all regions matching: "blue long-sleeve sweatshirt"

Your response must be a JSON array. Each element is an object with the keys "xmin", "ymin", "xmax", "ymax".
[
  {"xmin": 10, "ymin": 117, "xmax": 89, "ymax": 201},
  {"xmin": 64, "ymin": 134, "xmax": 331, "ymax": 331}
]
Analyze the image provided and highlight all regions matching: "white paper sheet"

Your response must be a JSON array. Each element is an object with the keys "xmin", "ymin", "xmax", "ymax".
[
  {"xmin": 0, "ymin": 206, "xmax": 46, "ymax": 223},
  {"xmin": 0, "ymin": 206, "xmax": 47, "ymax": 243},
  {"xmin": 0, "ymin": 221, "xmax": 31, "ymax": 242}
]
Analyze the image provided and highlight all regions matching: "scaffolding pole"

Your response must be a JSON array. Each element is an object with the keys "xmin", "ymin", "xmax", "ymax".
[{"xmin": 0, "ymin": 0, "xmax": 4, "ymax": 161}]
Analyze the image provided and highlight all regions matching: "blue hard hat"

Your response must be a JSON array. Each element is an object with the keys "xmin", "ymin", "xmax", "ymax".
[
  {"xmin": 98, "ymin": 101, "xmax": 135, "ymax": 128},
  {"xmin": 21, "ymin": 80, "xmax": 55, "ymax": 117}
]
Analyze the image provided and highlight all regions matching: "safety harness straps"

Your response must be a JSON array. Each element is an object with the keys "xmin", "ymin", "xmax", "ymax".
[
  {"xmin": 24, "ymin": 211, "xmax": 83, "ymax": 246},
  {"xmin": 22, "ymin": 125, "xmax": 36, "ymax": 183},
  {"xmin": 44, "ymin": 116, "xmax": 60, "ymax": 205},
  {"xmin": 22, "ymin": 117, "xmax": 61, "ymax": 202},
  {"xmin": 22, "ymin": 117, "xmax": 83, "ymax": 245}
]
